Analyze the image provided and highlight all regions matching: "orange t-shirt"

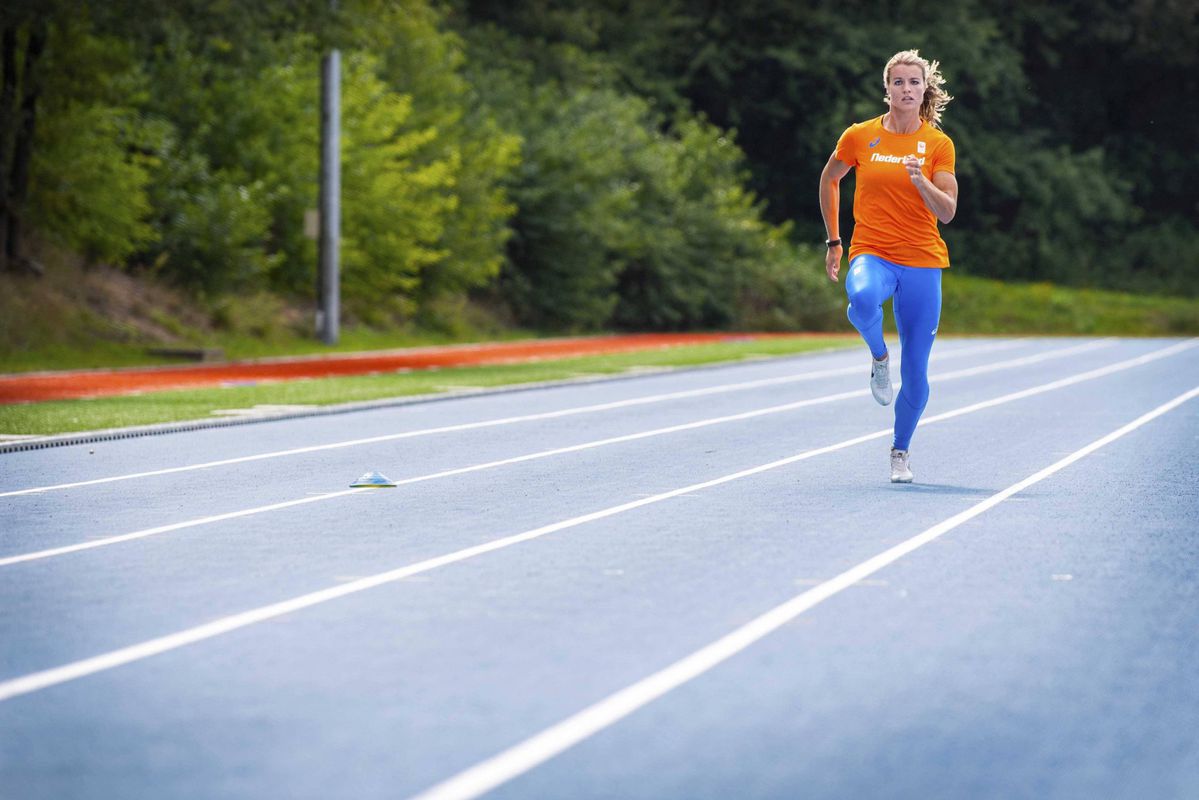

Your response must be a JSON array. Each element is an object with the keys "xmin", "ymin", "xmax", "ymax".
[{"xmin": 834, "ymin": 116, "xmax": 956, "ymax": 268}]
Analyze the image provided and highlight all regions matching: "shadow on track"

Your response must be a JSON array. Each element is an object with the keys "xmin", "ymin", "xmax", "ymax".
[{"xmin": 888, "ymin": 482, "xmax": 1001, "ymax": 497}]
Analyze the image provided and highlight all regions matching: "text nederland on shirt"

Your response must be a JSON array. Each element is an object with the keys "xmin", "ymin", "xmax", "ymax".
[{"xmin": 835, "ymin": 115, "xmax": 956, "ymax": 268}]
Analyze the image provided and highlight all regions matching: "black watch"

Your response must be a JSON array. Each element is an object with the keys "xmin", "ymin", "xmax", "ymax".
[{"xmin": 825, "ymin": 238, "xmax": 842, "ymax": 248}]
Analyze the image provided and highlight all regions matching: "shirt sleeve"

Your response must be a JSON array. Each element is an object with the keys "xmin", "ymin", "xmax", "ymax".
[
  {"xmin": 931, "ymin": 135, "xmax": 956, "ymax": 175},
  {"xmin": 834, "ymin": 126, "xmax": 858, "ymax": 167}
]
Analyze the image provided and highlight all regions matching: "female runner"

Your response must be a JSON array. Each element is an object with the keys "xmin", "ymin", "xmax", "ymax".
[{"xmin": 818, "ymin": 49, "xmax": 958, "ymax": 483}]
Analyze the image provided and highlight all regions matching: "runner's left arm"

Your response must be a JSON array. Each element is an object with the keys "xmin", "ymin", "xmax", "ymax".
[{"xmin": 904, "ymin": 156, "xmax": 957, "ymax": 224}]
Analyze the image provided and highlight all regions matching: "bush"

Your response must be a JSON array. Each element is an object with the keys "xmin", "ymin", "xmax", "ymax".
[
  {"xmin": 466, "ymin": 29, "xmax": 814, "ymax": 331},
  {"xmin": 28, "ymin": 19, "xmax": 155, "ymax": 264}
]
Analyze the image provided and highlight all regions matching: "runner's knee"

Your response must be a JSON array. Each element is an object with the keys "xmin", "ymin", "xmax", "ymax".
[{"xmin": 845, "ymin": 272, "xmax": 886, "ymax": 312}]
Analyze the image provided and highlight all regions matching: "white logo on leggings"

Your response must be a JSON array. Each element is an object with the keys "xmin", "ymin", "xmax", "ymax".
[{"xmin": 931, "ymin": 327, "xmax": 938, "ymax": 335}]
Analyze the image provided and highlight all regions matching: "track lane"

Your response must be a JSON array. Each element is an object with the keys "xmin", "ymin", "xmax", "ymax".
[
  {"xmin": 2, "ymin": 338, "xmax": 1197, "ymax": 799},
  {"xmin": 0, "ymin": 339, "xmax": 1125, "ymax": 560},
  {"xmin": 0, "ymin": 339, "xmax": 1024, "ymax": 494},
  {"xmin": 465, "ymin": 387, "xmax": 1199, "ymax": 800},
  {"xmin": 0, "ymin": 340, "xmax": 1189, "ymax": 690}
]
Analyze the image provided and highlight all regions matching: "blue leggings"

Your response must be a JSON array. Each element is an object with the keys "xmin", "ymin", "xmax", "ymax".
[{"xmin": 845, "ymin": 254, "xmax": 942, "ymax": 451}]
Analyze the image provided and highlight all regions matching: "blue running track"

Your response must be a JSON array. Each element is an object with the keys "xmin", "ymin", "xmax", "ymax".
[{"xmin": 1, "ymin": 337, "xmax": 1197, "ymax": 799}]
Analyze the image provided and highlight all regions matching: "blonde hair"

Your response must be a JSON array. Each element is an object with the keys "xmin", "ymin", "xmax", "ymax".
[{"xmin": 882, "ymin": 50, "xmax": 952, "ymax": 127}]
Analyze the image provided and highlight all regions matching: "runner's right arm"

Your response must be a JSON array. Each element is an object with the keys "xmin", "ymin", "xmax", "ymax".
[{"xmin": 819, "ymin": 152, "xmax": 853, "ymax": 282}]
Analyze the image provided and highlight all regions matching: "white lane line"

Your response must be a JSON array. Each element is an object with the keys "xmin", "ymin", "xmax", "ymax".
[
  {"xmin": 410, "ymin": 383, "xmax": 1199, "ymax": 800},
  {"xmin": 0, "ymin": 339, "xmax": 1118, "ymax": 567},
  {"xmin": 0, "ymin": 490, "xmax": 369, "ymax": 566},
  {"xmin": 0, "ymin": 340, "xmax": 1190, "ymax": 701},
  {"xmin": 0, "ymin": 340, "xmax": 1031, "ymax": 497}
]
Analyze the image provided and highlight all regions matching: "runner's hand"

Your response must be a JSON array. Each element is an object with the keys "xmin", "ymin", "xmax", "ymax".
[
  {"xmin": 825, "ymin": 244, "xmax": 843, "ymax": 282},
  {"xmin": 903, "ymin": 155, "xmax": 925, "ymax": 186}
]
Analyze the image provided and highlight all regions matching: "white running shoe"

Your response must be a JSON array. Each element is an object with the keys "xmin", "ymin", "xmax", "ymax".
[
  {"xmin": 890, "ymin": 448, "xmax": 913, "ymax": 483},
  {"xmin": 870, "ymin": 354, "xmax": 893, "ymax": 406}
]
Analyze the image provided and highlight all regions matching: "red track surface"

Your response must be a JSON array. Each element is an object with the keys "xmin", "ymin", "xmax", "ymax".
[{"xmin": 0, "ymin": 333, "xmax": 817, "ymax": 404}]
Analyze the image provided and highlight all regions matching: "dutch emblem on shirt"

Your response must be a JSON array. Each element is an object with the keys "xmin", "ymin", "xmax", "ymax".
[{"xmin": 917, "ymin": 141, "xmax": 927, "ymax": 154}]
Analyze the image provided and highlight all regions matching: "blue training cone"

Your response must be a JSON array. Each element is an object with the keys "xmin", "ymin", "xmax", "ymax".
[{"xmin": 350, "ymin": 470, "xmax": 397, "ymax": 488}]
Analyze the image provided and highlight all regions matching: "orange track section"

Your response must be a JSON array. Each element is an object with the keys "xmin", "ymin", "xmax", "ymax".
[{"xmin": 0, "ymin": 333, "xmax": 816, "ymax": 404}]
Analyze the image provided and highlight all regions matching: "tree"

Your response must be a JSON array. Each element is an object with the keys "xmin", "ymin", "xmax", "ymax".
[
  {"xmin": 2, "ymin": 0, "xmax": 337, "ymax": 274},
  {"xmin": 1, "ymin": 2, "xmax": 50, "ymax": 272},
  {"xmin": 462, "ymin": 25, "xmax": 803, "ymax": 331},
  {"xmin": 458, "ymin": 0, "xmax": 1198, "ymax": 296}
]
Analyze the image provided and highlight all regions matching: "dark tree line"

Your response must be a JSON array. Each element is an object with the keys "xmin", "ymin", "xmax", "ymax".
[
  {"xmin": 458, "ymin": 0, "xmax": 1198, "ymax": 296},
  {"xmin": 1, "ymin": 0, "xmax": 1195, "ymax": 336}
]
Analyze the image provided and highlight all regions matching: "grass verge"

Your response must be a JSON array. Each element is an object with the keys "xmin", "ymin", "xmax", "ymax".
[
  {"xmin": 0, "ymin": 336, "xmax": 856, "ymax": 436},
  {"xmin": 0, "ymin": 255, "xmax": 533, "ymax": 373},
  {"xmin": 5, "ymin": 255, "xmax": 1199, "ymax": 375},
  {"xmin": 943, "ymin": 273, "xmax": 1199, "ymax": 335}
]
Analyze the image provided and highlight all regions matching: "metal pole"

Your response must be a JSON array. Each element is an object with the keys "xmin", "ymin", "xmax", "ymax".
[{"xmin": 317, "ymin": 46, "xmax": 340, "ymax": 345}]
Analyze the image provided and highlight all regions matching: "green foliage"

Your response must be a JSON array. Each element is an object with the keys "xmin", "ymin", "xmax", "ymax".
[
  {"xmin": 474, "ymin": 75, "xmax": 636, "ymax": 329},
  {"xmin": 737, "ymin": 245, "xmax": 846, "ymax": 332},
  {"xmin": 26, "ymin": 18, "xmax": 155, "ymax": 263},
  {"xmin": 339, "ymin": 56, "xmax": 453, "ymax": 312},
  {"xmin": 373, "ymin": 3, "xmax": 520, "ymax": 310},
  {"xmin": 13, "ymin": 0, "xmax": 1198, "ymax": 339},
  {"xmin": 608, "ymin": 114, "xmax": 788, "ymax": 330},
  {"xmin": 143, "ymin": 144, "xmax": 281, "ymax": 293},
  {"xmin": 947, "ymin": 142, "xmax": 1137, "ymax": 286},
  {"xmin": 31, "ymin": 102, "xmax": 156, "ymax": 263},
  {"xmin": 21, "ymin": 0, "xmax": 518, "ymax": 321},
  {"xmin": 461, "ymin": 0, "xmax": 1197, "ymax": 298},
  {"xmin": 465, "ymin": 27, "xmax": 802, "ymax": 331}
]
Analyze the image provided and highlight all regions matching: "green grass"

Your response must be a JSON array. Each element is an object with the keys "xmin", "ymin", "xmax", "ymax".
[
  {"xmin": 943, "ymin": 273, "xmax": 1199, "ymax": 335},
  {"xmin": 0, "ymin": 336, "xmax": 856, "ymax": 436}
]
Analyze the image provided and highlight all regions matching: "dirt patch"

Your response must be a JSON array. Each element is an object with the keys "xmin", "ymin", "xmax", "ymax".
[
  {"xmin": 0, "ymin": 242, "xmax": 211, "ymax": 349},
  {"xmin": 81, "ymin": 265, "xmax": 211, "ymax": 343}
]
